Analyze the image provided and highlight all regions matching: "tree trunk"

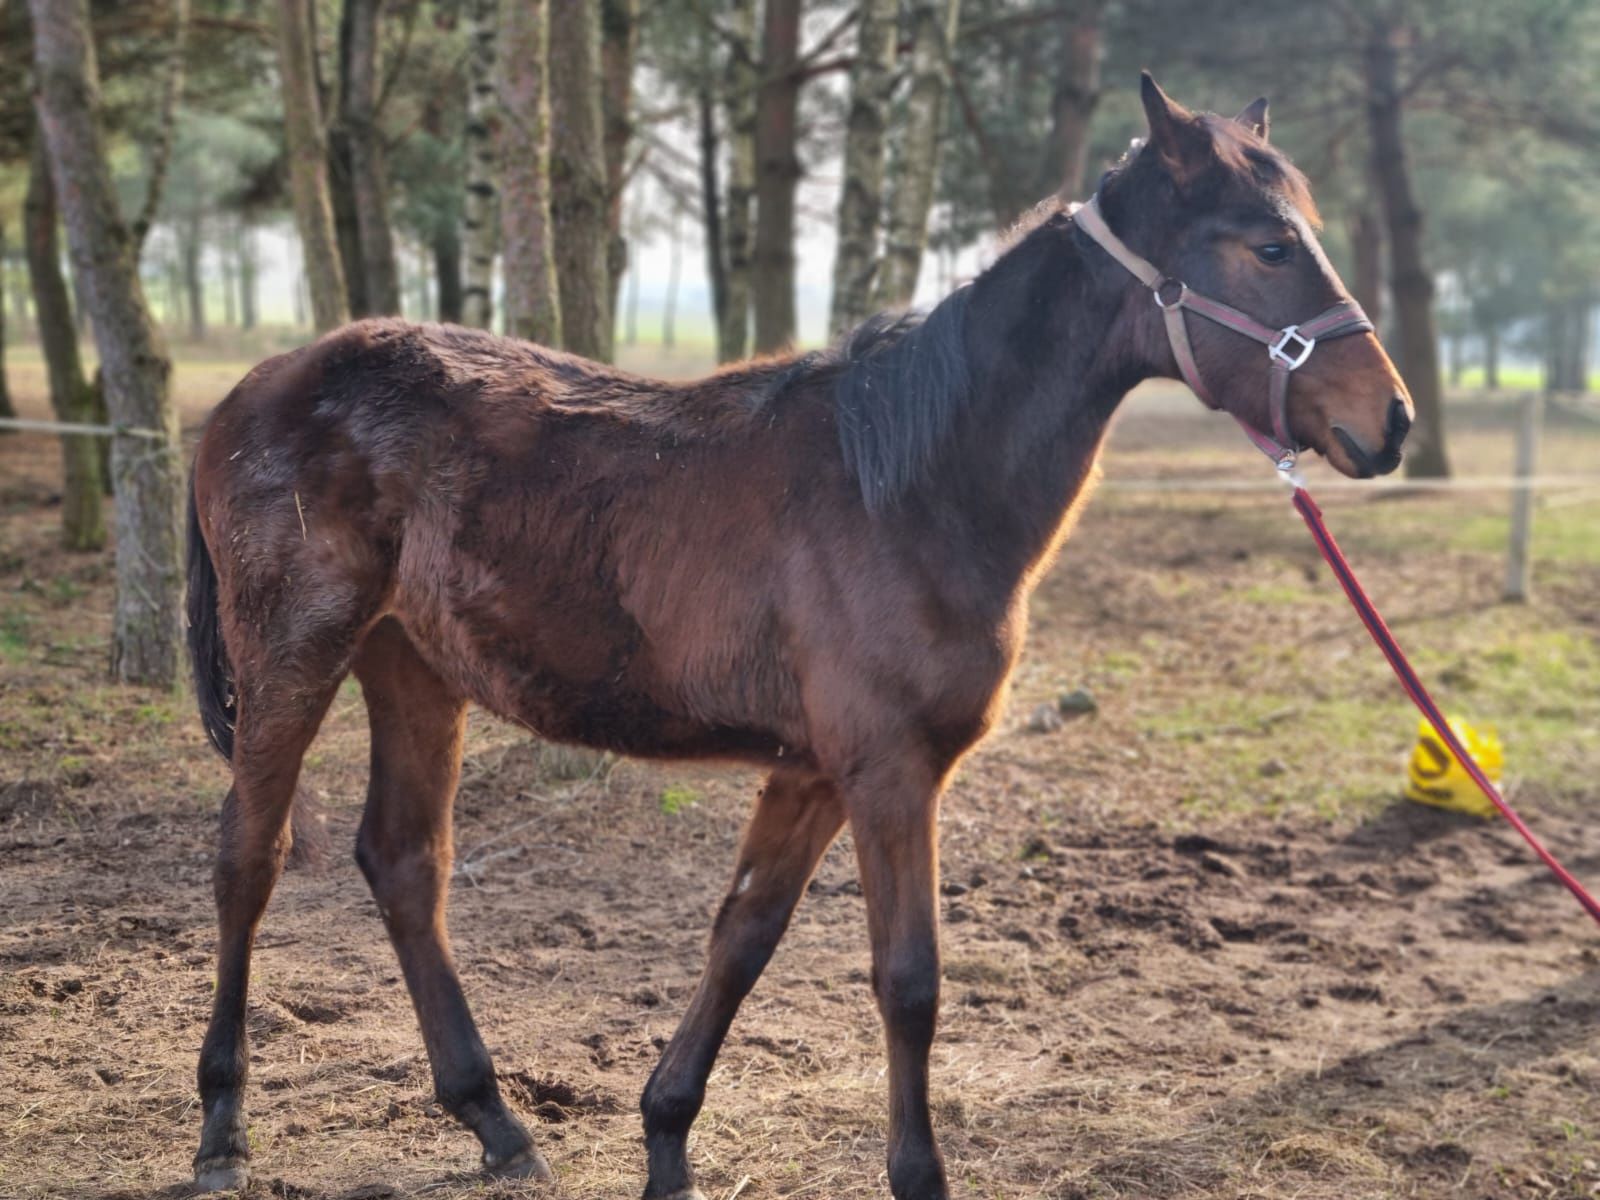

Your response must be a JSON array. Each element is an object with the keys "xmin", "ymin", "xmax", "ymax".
[
  {"xmin": 342, "ymin": 0, "xmax": 401, "ymax": 315},
  {"xmin": 1564, "ymin": 302, "xmax": 1591, "ymax": 392},
  {"xmin": 698, "ymin": 74, "xmax": 727, "ymax": 338},
  {"xmin": 221, "ymin": 242, "xmax": 237, "ymax": 327},
  {"xmin": 182, "ymin": 212, "xmax": 206, "ymax": 341},
  {"xmin": 1547, "ymin": 301, "xmax": 1591, "ymax": 393},
  {"xmin": 828, "ymin": 0, "xmax": 896, "ymax": 333},
  {"xmin": 549, "ymin": 0, "xmax": 612, "ymax": 360},
  {"xmin": 498, "ymin": 0, "xmax": 561, "ymax": 345},
  {"xmin": 601, "ymin": 0, "xmax": 637, "ymax": 324},
  {"xmin": 663, "ymin": 209, "xmax": 682, "ymax": 350},
  {"xmin": 25, "ymin": 133, "xmax": 104, "ymax": 550},
  {"xmin": 624, "ymin": 238, "xmax": 640, "ymax": 346},
  {"xmin": 0, "ymin": 220, "xmax": 11, "ymax": 425},
  {"xmin": 719, "ymin": 0, "xmax": 757, "ymax": 361},
  {"xmin": 31, "ymin": 0, "xmax": 183, "ymax": 684},
  {"xmin": 1348, "ymin": 201, "xmax": 1383, "ymax": 330},
  {"xmin": 1046, "ymin": 0, "xmax": 1102, "ymax": 200},
  {"xmin": 874, "ymin": 0, "xmax": 961, "ymax": 309},
  {"xmin": 328, "ymin": 135, "xmax": 368, "ymax": 314},
  {"xmin": 130, "ymin": 0, "xmax": 190, "ymax": 263},
  {"xmin": 238, "ymin": 222, "xmax": 258, "ymax": 330},
  {"xmin": 1481, "ymin": 321, "xmax": 1499, "ymax": 390},
  {"xmin": 1365, "ymin": 23, "xmax": 1448, "ymax": 478},
  {"xmin": 462, "ymin": 0, "xmax": 499, "ymax": 329},
  {"xmin": 433, "ymin": 224, "xmax": 463, "ymax": 322},
  {"xmin": 277, "ymin": 0, "xmax": 350, "ymax": 331},
  {"xmin": 752, "ymin": 0, "xmax": 802, "ymax": 352}
]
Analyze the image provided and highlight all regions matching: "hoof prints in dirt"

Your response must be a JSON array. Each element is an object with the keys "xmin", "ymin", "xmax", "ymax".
[{"xmin": 498, "ymin": 1071, "xmax": 620, "ymax": 1123}]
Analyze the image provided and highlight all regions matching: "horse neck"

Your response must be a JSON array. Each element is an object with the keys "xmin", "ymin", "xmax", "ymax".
[{"xmin": 928, "ymin": 222, "xmax": 1156, "ymax": 590}]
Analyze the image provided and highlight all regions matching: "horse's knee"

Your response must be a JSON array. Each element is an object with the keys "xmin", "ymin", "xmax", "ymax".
[
  {"xmin": 355, "ymin": 823, "xmax": 447, "ymax": 928},
  {"xmin": 874, "ymin": 943, "xmax": 941, "ymax": 1044}
]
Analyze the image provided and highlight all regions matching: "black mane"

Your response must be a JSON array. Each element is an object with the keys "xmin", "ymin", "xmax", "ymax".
[{"xmin": 829, "ymin": 285, "xmax": 974, "ymax": 513}]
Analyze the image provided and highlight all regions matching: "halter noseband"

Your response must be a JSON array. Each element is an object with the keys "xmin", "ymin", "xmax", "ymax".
[{"xmin": 1072, "ymin": 194, "xmax": 1374, "ymax": 471}]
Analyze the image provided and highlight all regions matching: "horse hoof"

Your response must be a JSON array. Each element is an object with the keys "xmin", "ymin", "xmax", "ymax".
[
  {"xmin": 193, "ymin": 1160, "xmax": 250, "ymax": 1192},
  {"xmin": 486, "ymin": 1148, "xmax": 554, "ymax": 1182}
]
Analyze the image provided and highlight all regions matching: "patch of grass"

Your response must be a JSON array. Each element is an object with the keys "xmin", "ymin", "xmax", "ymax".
[
  {"xmin": 1449, "ymin": 505, "xmax": 1600, "ymax": 568},
  {"xmin": 1239, "ymin": 580, "xmax": 1330, "ymax": 607},
  {"xmin": 46, "ymin": 576, "xmax": 86, "ymax": 607},
  {"xmin": 0, "ymin": 610, "xmax": 33, "ymax": 661},
  {"xmin": 659, "ymin": 783, "xmax": 700, "ymax": 816}
]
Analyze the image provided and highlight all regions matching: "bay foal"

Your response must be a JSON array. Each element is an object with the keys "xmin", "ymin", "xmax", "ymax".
[{"xmin": 187, "ymin": 77, "xmax": 1410, "ymax": 1198}]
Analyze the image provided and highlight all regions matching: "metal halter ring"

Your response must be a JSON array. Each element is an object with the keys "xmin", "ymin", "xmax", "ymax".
[
  {"xmin": 1151, "ymin": 278, "xmax": 1187, "ymax": 310},
  {"xmin": 1269, "ymin": 325, "xmax": 1316, "ymax": 370}
]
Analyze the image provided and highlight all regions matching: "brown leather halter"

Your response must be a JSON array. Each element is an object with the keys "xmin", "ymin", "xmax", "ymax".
[{"xmin": 1072, "ymin": 194, "xmax": 1374, "ymax": 471}]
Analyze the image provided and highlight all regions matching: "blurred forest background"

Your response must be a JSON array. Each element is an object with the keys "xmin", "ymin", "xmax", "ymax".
[{"xmin": 3, "ymin": 0, "xmax": 1599, "ymax": 685}]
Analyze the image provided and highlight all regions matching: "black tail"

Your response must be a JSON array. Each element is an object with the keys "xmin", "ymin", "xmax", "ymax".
[{"xmin": 187, "ymin": 465, "xmax": 236, "ymax": 761}]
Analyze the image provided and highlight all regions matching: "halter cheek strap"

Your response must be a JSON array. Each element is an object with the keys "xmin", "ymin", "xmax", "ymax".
[{"xmin": 1072, "ymin": 195, "xmax": 1374, "ymax": 471}]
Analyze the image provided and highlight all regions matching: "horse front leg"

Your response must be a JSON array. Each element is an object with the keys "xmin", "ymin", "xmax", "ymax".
[
  {"xmin": 640, "ymin": 770, "xmax": 844, "ymax": 1199},
  {"xmin": 845, "ymin": 756, "xmax": 949, "ymax": 1200}
]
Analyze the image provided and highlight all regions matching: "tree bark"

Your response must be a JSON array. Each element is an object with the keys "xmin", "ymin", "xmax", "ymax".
[
  {"xmin": 342, "ymin": 0, "xmax": 402, "ymax": 315},
  {"xmin": 752, "ymin": 0, "xmax": 802, "ymax": 352},
  {"xmin": 498, "ymin": 0, "xmax": 561, "ymax": 345},
  {"xmin": 130, "ymin": 0, "xmax": 190, "ymax": 264},
  {"xmin": 1365, "ymin": 23, "xmax": 1448, "ymax": 478},
  {"xmin": 25, "ymin": 133, "xmax": 104, "ymax": 550},
  {"xmin": 433, "ymin": 224, "xmax": 463, "ymax": 322},
  {"xmin": 277, "ymin": 0, "xmax": 350, "ymax": 331},
  {"xmin": 1547, "ymin": 301, "xmax": 1591, "ymax": 393},
  {"xmin": 828, "ymin": 0, "xmax": 896, "ymax": 333},
  {"xmin": 549, "ymin": 0, "xmax": 612, "ymax": 360},
  {"xmin": 698, "ymin": 71, "xmax": 727, "ymax": 339},
  {"xmin": 328, "ymin": 134, "xmax": 368, "ymax": 314},
  {"xmin": 663, "ymin": 209, "xmax": 682, "ymax": 350},
  {"xmin": 1348, "ymin": 201, "xmax": 1383, "ymax": 330},
  {"xmin": 601, "ymin": 0, "xmax": 637, "ymax": 324},
  {"xmin": 237, "ymin": 222, "xmax": 258, "ymax": 331},
  {"xmin": 874, "ymin": 0, "xmax": 961, "ymax": 308},
  {"xmin": 719, "ymin": 0, "xmax": 757, "ymax": 361},
  {"xmin": 1481, "ymin": 321, "xmax": 1499, "ymax": 390},
  {"xmin": 1046, "ymin": 0, "xmax": 1102, "ymax": 201},
  {"xmin": 462, "ymin": 0, "xmax": 499, "ymax": 329},
  {"xmin": 181, "ymin": 211, "xmax": 206, "ymax": 341},
  {"xmin": 0, "ymin": 217, "xmax": 12, "ymax": 425},
  {"xmin": 31, "ymin": 0, "xmax": 183, "ymax": 684}
]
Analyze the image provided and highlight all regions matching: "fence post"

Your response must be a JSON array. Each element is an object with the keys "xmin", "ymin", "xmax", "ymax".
[{"xmin": 1503, "ymin": 390, "xmax": 1545, "ymax": 602}]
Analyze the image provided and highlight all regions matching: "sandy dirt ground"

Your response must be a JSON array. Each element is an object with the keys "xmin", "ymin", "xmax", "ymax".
[{"xmin": 2, "ymin": 357, "xmax": 1599, "ymax": 1200}]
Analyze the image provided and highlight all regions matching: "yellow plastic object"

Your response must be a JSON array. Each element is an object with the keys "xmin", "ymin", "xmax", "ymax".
[{"xmin": 1404, "ymin": 715, "xmax": 1503, "ymax": 818}]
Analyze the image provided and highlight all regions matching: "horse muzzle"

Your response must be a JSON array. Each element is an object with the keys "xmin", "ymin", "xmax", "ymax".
[{"xmin": 1332, "ymin": 394, "xmax": 1411, "ymax": 478}]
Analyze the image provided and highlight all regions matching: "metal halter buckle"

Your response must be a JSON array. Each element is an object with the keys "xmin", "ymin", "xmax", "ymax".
[
  {"xmin": 1151, "ymin": 278, "xmax": 1187, "ymax": 310},
  {"xmin": 1269, "ymin": 325, "xmax": 1316, "ymax": 370}
]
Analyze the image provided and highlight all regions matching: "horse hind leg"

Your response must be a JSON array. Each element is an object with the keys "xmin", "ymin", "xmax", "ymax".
[
  {"xmin": 352, "ymin": 619, "xmax": 547, "ymax": 1180},
  {"xmin": 193, "ymin": 648, "xmax": 357, "ymax": 1189}
]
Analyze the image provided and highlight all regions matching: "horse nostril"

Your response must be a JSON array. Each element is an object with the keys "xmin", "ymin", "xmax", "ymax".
[{"xmin": 1387, "ymin": 395, "xmax": 1412, "ymax": 441}]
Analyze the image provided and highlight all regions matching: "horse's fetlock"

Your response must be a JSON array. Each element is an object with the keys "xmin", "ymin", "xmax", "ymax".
[
  {"xmin": 434, "ymin": 1069, "xmax": 498, "ymax": 1120},
  {"xmin": 641, "ymin": 1072, "xmax": 703, "ymax": 1137},
  {"xmin": 888, "ymin": 1153, "xmax": 949, "ymax": 1200}
]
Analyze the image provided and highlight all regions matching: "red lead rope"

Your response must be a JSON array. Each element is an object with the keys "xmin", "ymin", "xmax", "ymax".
[{"xmin": 1291, "ymin": 484, "xmax": 1600, "ymax": 926}]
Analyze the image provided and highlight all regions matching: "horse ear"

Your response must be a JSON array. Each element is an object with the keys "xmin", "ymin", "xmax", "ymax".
[
  {"xmin": 1235, "ymin": 96, "xmax": 1270, "ymax": 142},
  {"xmin": 1139, "ymin": 71, "xmax": 1212, "ymax": 184}
]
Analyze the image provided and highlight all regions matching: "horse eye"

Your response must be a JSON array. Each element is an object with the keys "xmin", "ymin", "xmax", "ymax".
[{"xmin": 1255, "ymin": 242, "xmax": 1292, "ymax": 265}]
